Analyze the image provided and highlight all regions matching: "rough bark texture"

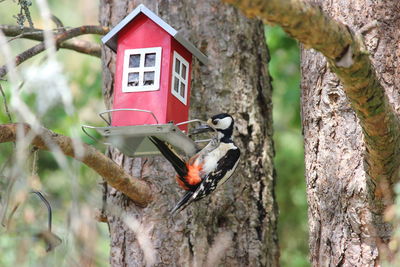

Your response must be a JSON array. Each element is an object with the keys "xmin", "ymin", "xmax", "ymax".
[
  {"xmin": 99, "ymin": 1, "xmax": 278, "ymax": 266},
  {"xmin": 301, "ymin": 1, "xmax": 400, "ymax": 266}
]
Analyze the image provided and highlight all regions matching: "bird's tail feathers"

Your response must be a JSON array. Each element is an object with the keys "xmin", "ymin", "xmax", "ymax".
[
  {"xmin": 170, "ymin": 191, "xmax": 195, "ymax": 215},
  {"xmin": 149, "ymin": 136, "xmax": 188, "ymax": 178}
]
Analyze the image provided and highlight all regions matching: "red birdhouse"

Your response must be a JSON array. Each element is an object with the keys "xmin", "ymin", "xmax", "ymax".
[
  {"xmin": 101, "ymin": 4, "xmax": 208, "ymax": 130},
  {"xmin": 81, "ymin": 5, "xmax": 209, "ymax": 157}
]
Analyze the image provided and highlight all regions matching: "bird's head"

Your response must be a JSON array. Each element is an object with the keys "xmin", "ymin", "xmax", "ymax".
[{"xmin": 207, "ymin": 113, "xmax": 234, "ymax": 142}]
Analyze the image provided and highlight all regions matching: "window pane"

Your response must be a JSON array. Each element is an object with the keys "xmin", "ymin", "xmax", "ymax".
[
  {"xmin": 144, "ymin": 71, "xmax": 155, "ymax": 85},
  {"xmin": 129, "ymin": 54, "xmax": 140, "ymax": 68},
  {"xmin": 175, "ymin": 58, "xmax": 180, "ymax": 74},
  {"xmin": 145, "ymin": 53, "xmax": 156, "ymax": 67},
  {"xmin": 180, "ymin": 82, "xmax": 185, "ymax": 97},
  {"xmin": 181, "ymin": 64, "xmax": 187, "ymax": 80},
  {"xmin": 173, "ymin": 77, "xmax": 179, "ymax": 92},
  {"xmin": 127, "ymin": 72, "xmax": 139, "ymax": 87}
]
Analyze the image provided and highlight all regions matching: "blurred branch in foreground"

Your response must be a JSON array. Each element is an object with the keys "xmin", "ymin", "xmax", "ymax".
[{"xmin": 0, "ymin": 123, "xmax": 152, "ymax": 207}]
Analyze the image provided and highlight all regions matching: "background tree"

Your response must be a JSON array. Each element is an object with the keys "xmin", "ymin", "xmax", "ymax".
[
  {"xmin": 226, "ymin": 0, "xmax": 400, "ymax": 266},
  {"xmin": 300, "ymin": 1, "xmax": 399, "ymax": 265},
  {"xmin": 99, "ymin": 0, "xmax": 278, "ymax": 266}
]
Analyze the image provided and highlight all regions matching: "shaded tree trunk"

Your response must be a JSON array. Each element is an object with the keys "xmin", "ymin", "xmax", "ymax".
[
  {"xmin": 301, "ymin": 1, "xmax": 400, "ymax": 266},
  {"xmin": 99, "ymin": 0, "xmax": 278, "ymax": 266}
]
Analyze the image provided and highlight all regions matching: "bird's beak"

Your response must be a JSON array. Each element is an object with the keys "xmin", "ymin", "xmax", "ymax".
[
  {"xmin": 190, "ymin": 120, "xmax": 214, "ymax": 134},
  {"xmin": 206, "ymin": 118, "xmax": 218, "ymax": 131},
  {"xmin": 207, "ymin": 118, "xmax": 213, "ymax": 128}
]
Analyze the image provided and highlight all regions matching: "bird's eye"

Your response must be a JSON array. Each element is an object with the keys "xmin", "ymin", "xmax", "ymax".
[{"xmin": 212, "ymin": 119, "xmax": 218, "ymax": 125}]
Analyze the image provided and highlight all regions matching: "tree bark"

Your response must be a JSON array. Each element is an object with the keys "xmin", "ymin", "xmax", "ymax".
[
  {"xmin": 301, "ymin": 1, "xmax": 400, "ymax": 266},
  {"xmin": 99, "ymin": 0, "xmax": 278, "ymax": 266}
]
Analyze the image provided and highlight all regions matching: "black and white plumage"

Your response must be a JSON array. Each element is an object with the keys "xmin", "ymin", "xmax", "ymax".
[{"xmin": 149, "ymin": 113, "xmax": 241, "ymax": 214}]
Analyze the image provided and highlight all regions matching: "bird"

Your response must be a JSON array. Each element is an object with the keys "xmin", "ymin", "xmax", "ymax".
[{"xmin": 149, "ymin": 113, "xmax": 241, "ymax": 214}]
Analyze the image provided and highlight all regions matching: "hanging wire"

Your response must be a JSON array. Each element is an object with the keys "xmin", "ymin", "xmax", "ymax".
[{"xmin": 30, "ymin": 191, "xmax": 52, "ymax": 232}]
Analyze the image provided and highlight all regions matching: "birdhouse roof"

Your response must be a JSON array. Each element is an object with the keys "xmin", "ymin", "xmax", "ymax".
[{"xmin": 102, "ymin": 4, "xmax": 208, "ymax": 65}]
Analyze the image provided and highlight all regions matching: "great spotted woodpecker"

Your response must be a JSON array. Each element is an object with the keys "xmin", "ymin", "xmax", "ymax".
[{"xmin": 149, "ymin": 113, "xmax": 241, "ymax": 214}]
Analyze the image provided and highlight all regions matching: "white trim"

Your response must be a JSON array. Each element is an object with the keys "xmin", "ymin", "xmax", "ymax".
[
  {"xmin": 122, "ymin": 47, "xmax": 162, "ymax": 93},
  {"xmin": 171, "ymin": 51, "xmax": 189, "ymax": 105}
]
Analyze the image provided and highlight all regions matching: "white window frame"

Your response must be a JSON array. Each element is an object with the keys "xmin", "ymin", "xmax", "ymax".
[
  {"xmin": 122, "ymin": 47, "xmax": 162, "ymax": 93},
  {"xmin": 171, "ymin": 51, "xmax": 189, "ymax": 105}
]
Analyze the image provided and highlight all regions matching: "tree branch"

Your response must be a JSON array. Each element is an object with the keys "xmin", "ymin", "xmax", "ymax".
[
  {"xmin": 224, "ymin": 0, "xmax": 400, "ymax": 193},
  {"xmin": 0, "ymin": 123, "xmax": 152, "ymax": 207},
  {"xmin": 0, "ymin": 25, "xmax": 109, "ymax": 78},
  {"xmin": 1, "ymin": 25, "xmax": 102, "ymax": 58}
]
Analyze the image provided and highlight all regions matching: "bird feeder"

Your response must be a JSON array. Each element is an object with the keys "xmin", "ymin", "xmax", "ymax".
[{"xmin": 82, "ymin": 4, "xmax": 209, "ymax": 157}]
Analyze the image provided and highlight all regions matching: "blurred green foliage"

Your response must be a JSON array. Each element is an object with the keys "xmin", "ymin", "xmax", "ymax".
[{"xmin": 266, "ymin": 26, "xmax": 309, "ymax": 267}]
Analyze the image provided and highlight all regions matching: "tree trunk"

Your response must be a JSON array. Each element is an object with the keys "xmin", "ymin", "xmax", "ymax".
[
  {"xmin": 301, "ymin": 1, "xmax": 400, "ymax": 266},
  {"xmin": 99, "ymin": 0, "xmax": 278, "ymax": 266}
]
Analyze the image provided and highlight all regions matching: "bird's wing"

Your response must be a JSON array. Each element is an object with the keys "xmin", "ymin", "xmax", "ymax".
[
  {"xmin": 192, "ymin": 147, "xmax": 241, "ymax": 200},
  {"xmin": 149, "ymin": 136, "xmax": 188, "ymax": 178},
  {"xmin": 170, "ymin": 147, "xmax": 240, "ymax": 215}
]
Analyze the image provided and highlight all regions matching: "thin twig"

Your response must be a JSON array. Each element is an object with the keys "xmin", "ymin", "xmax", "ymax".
[
  {"xmin": 0, "ymin": 83, "xmax": 12, "ymax": 123},
  {"xmin": 51, "ymin": 15, "xmax": 64, "ymax": 30},
  {"xmin": 5, "ymin": 203, "xmax": 19, "ymax": 229}
]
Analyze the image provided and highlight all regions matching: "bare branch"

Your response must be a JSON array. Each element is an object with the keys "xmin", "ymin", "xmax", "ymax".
[
  {"xmin": 0, "ymin": 123, "xmax": 153, "ymax": 207},
  {"xmin": 59, "ymin": 39, "xmax": 101, "ymax": 57},
  {"xmin": 1, "ymin": 25, "xmax": 51, "ymax": 41},
  {"xmin": 0, "ymin": 83, "xmax": 12, "ymax": 122},
  {"xmin": 0, "ymin": 25, "xmax": 109, "ymax": 78},
  {"xmin": 50, "ymin": 15, "xmax": 64, "ymax": 29},
  {"xmin": 1, "ymin": 25, "xmax": 102, "ymax": 57},
  {"xmin": 224, "ymin": 0, "xmax": 400, "ymax": 195}
]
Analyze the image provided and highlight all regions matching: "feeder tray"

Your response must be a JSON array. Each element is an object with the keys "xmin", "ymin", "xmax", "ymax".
[{"xmin": 82, "ymin": 109, "xmax": 213, "ymax": 157}]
